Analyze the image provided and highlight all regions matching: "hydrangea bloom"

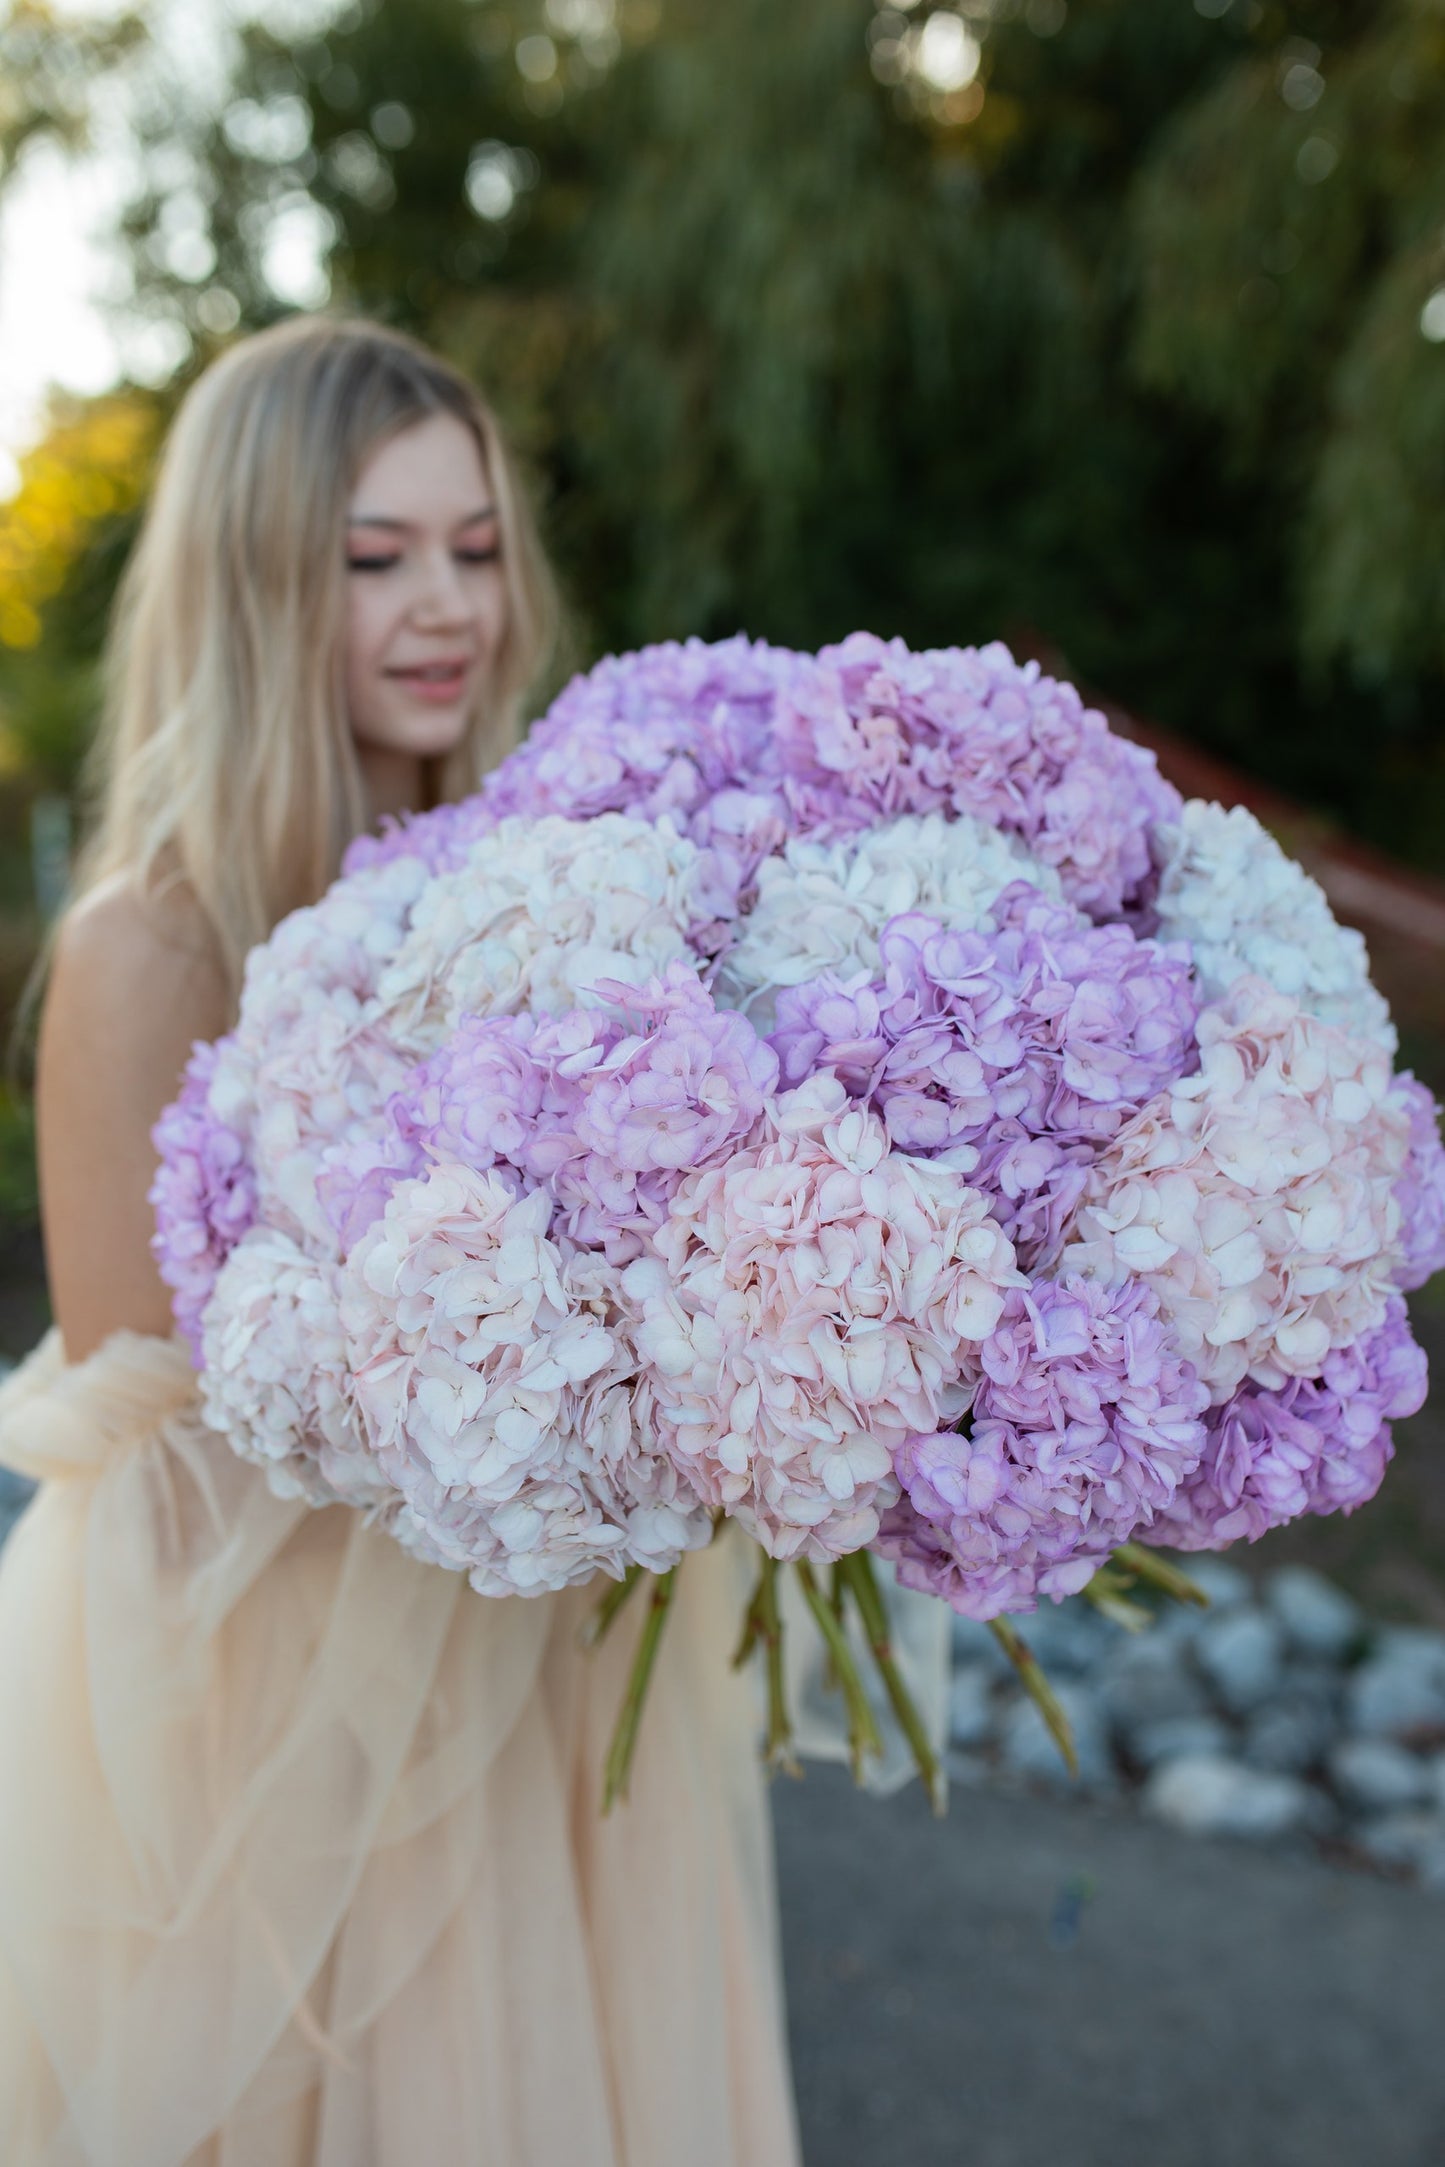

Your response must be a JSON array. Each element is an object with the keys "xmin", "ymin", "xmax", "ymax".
[
  {"xmin": 1153, "ymin": 800, "xmax": 1396, "ymax": 1049},
  {"xmin": 199, "ymin": 1228, "xmax": 384, "ymax": 1508},
  {"xmin": 774, "ymin": 633, "xmax": 1180, "ymax": 918},
  {"xmin": 360, "ymin": 966, "xmax": 778, "ymax": 1264},
  {"xmin": 1388, "ymin": 1072, "xmax": 1445, "ymax": 1293},
  {"xmin": 623, "ymin": 1074, "xmax": 1022, "ymax": 1561},
  {"xmin": 771, "ymin": 888, "xmax": 1199, "ymax": 1268},
  {"xmin": 874, "ymin": 1277, "xmax": 1209, "ymax": 1619},
  {"xmin": 1066, "ymin": 979, "xmax": 1411, "ymax": 1401},
  {"xmin": 150, "ymin": 1038, "xmax": 257, "ymax": 1362},
  {"xmin": 374, "ymin": 813, "xmax": 735, "ymax": 1054},
  {"xmin": 1151, "ymin": 1296, "xmax": 1428, "ymax": 1549},
  {"xmin": 339, "ymin": 1164, "xmax": 712, "ymax": 1594},
  {"xmin": 715, "ymin": 811, "xmax": 1059, "ymax": 1030}
]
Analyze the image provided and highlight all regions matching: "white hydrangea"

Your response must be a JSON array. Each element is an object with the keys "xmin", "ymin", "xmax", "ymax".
[
  {"xmin": 373, "ymin": 813, "xmax": 721, "ymax": 1055},
  {"xmin": 339, "ymin": 1164, "xmax": 714, "ymax": 1595},
  {"xmin": 1153, "ymin": 800, "xmax": 1396, "ymax": 1051},
  {"xmin": 1065, "ymin": 979, "xmax": 1410, "ymax": 1402},
  {"xmin": 207, "ymin": 856, "xmax": 432, "ymax": 1252},
  {"xmin": 199, "ymin": 1227, "xmax": 387, "ymax": 1509},
  {"xmin": 715, "ymin": 810, "xmax": 1062, "ymax": 1029}
]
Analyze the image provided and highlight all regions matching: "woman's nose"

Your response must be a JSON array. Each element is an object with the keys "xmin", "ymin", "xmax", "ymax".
[{"xmin": 411, "ymin": 546, "xmax": 471, "ymax": 626}]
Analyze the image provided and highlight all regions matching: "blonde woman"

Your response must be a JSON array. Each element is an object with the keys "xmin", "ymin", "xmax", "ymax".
[{"xmin": 0, "ymin": 318, "xmax": 801, "ymax": 2166}]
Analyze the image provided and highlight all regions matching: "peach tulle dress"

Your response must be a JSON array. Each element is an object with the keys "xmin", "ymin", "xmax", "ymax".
[{"xmin": 0, "ymin": 1325, "xmax": 808, "ymax": 2166}]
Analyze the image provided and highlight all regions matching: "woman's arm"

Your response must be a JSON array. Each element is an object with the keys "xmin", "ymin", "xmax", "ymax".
[{"xmin": 36, "ymin": 879, "xmax": 230, "ymax": 1362}]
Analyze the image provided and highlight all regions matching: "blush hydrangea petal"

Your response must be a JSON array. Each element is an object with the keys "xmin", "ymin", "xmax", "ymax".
[
  {"xmin": 149, "ymin": 1038, "xmax": 257, "ymax": 1362},
  {"xmin": 1388, "ymin": 1072, "xmax": 1445, "ymax": 1292}
]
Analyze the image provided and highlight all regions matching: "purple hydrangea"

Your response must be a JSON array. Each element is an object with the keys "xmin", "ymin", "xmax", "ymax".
[
  {"xmin": 342, "ymin": 795, "xmax": 501, "ymax": 879},
  {"xmin": 375, "ymin": 963, "xmax": 778, "ymax": 1262},
  {"xmin": 873, "ymin": 1276, "xmax": 1209, "ymax": 1619},
  {"xmin": 774, "ymin": 633, "xmax": 1182, "ymax": 919},
  {"xmin": 770, "ymin": 886, "xmax": 1199, "ymax": 1268},
  {"xmin": 149, "ymin": 1038, "xmax": 257, "ymax": 1361},
  {"xmin": 1150, "ymin": 1296, "xmax": 1429, "ymax": 1550},
  {"xmin": 1390, "ymin": 1073, "xmax": 1445, "ymax": 1293}
]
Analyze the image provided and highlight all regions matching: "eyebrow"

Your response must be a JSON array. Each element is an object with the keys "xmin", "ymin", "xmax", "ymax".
[{"xmin": 347, "ymin": 505, "xmax": 498, "ymax": 532}]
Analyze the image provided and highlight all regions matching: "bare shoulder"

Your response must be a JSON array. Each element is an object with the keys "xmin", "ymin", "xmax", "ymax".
[{"xmin": 37, "ymin": 874, "xmax": 230, "ymax": 1359}]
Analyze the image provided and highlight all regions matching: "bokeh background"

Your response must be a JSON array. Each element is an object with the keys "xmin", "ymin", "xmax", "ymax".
[{"xmin": 0, "ymin": 0, "xmax": 1443, "ymax": 1613}]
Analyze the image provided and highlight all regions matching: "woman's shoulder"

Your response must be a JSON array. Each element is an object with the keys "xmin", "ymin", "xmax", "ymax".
[{"xmin": 49, "ymin": 871, "xmax": 230, "ymax": 1043}]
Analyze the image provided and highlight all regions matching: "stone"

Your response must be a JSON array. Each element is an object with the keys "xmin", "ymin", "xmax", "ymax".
[
  {"xmin": 949, "ymin": 1612, "xmax": 1013, "ymax": 1675},
  {"xmin": 0, "ymin": 1470, "xmax": 33, "ymax": 1550},
  {"xmin": 1011, "ymin": 1599, "xmax": 1115, "ymax": 1678},
  {"xmin": 1194, "ymin": 1606, "xmax": 1285, "ymax": 1716},
  {"xmin": 1174, "ymin": 1555, "xmax": 1251, "ymax": 1613},
  {"xmin": 1143, "ymin": 1754, "xmax": 1314, "ymax": 1841},
  {"xmin": 1098, "ymin": 1638, "xmax": 1210, "ymax": 1738},
  {"xmin": 948, "ymin": 1663, "xmax": 996, "ymax": 1750},
  {"xmin": 1265, "ymin": 1565, "xmax": 1362, "ymax": 1664},
  {"xmin": 1345, "ymin": 1649, "xmax": 1445, "ymax": 1739},
  {"xmin": 1243, "ymin": 1698, "xmax": 1334, "ymax": 1776},
  {"xmin": 1328, "ymin": 1737, "xmax": 1432, "ymax": 1814},
  {"xmin": 1355, "ymin": 1810, "xmax": 1445, "ymax": 1885},
  {"xmin": 1000, "ymin": 1683, "xmax": 1113, "ymax": 1791},
  {"xmin": 1128, "ymin": 1714, "xmax": 1233, "ymax": 1771}
]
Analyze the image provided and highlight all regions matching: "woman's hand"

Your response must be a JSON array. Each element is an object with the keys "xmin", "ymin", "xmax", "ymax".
[{"xmin": 36, "ymin": 878, "xmax": 229, "ymax": 1362}]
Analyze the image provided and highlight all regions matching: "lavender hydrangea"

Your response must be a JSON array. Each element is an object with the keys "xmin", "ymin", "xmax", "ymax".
[
  {"xmin": 874, "ymin": 1276, "xmax": 1209, "ymax": 1619},
  {"xmin": 774, "ymin": 633, "xmax": 1181, "ymax": 918},
  {"xmin": 771, "ymin": 887, "xmax": 1199, "ymax": 1269},
  {"xmin": 149, "ymin": 1038, "xmax": 257, "ymax": 1361},
  {"xmin": 1150, "ymin": 1295, "xmax": 1428, "ymax": 1549}
]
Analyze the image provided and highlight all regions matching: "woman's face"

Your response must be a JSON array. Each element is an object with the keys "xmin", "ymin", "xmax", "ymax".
[{"xmin": 344, "ymin": 411, "xmax": 508, "ymax": 764}]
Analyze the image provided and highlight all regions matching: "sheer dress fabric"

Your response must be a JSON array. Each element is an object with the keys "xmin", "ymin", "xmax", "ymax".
[{"xmin": 0, "ymin": 1328, "xmax": 802, "ymax": 2167}]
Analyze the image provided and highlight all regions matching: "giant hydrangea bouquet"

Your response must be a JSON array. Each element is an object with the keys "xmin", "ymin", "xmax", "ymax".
[{"xmin": 153, "ymin": 634, "xmax": 1445, "ymax": 1803}]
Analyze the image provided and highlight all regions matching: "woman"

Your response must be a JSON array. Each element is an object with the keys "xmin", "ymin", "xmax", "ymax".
[{"xmin": 0, "ymin": 317, "xmax": 802, "ymax": 2166}]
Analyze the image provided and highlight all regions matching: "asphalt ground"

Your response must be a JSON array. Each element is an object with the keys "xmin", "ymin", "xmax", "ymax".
[{"xmin": 774, "ymin": 1764, "xmax": 1445, "ymax": 2167}]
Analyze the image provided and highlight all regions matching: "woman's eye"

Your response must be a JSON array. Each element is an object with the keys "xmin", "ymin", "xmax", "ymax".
[
  {"xmin": 456, "ymin": 545, "xmax": 501, "ymax": 565},
  {"xmin": 347, "ymin": 556, "xmax": 400, "ymax": 573}
]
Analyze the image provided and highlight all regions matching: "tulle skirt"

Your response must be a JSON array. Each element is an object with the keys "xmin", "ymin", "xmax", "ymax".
[{"xmin": 0, "ymin": 1330, "xmax": 802, "ymax": 2166}]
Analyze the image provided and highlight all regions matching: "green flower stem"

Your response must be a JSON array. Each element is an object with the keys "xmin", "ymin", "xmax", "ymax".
[
  {"xmin": 581, "ymin": 1561, "xmax": 644, "ymax": 1650},
  {"xmin": 841, "ymin": 1552, "xmax": 945, "ymax": 1816},
  {"xmin": 794, "ymin": 1560, "xmax": 883, "ymax": 1782},
  {"xmin": 730, "ymin": 1569, "xmax": 766, "ymax": 1672},
  {"xmin": 756, "ymin": 1553, "xmax": 800, "ymax": 1776},
  {"xmin": 602, "ymin": 1566, "xmax": 678, "ymax": 1814},
  {"xmin": 1112, "ymin": 1542, "xmax": 1211, "ymax": 1610},
  {"xmin": 988, "ymin": 1616, "xmax": 1079, "ymax": 1779},
  {"xmin": 1081, "ymin": 1566, "xmax": 1153, "ymax": 1633}
]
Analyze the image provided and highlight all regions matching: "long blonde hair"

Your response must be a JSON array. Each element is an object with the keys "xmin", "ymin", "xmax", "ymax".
[{"xmin": 75, "ymin": 315, "xmax": 559, "ymax": 991}]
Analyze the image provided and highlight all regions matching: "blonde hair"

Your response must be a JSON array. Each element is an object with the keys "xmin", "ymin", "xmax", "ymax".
[{"xmin": 74, "ymin": 315, "xmax": 559, "ymax": 991}]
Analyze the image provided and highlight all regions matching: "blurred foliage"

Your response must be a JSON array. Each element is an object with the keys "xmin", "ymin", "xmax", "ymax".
[{"xmin": 1, "ymin": 0, "xmax": 1445, "ymax": 870}]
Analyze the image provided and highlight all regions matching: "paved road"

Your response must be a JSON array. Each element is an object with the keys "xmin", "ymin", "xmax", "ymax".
[{"xmin": 774, "ymin": 1766, "xmax": 1445, "ymax": 2167}]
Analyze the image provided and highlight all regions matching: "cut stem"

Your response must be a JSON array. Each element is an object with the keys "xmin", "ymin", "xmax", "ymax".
[
  {"xmin": 1112, "ymin": 1542, "xmax": 1211, "ymax": 1610},
  {"xmin": 602, "ymin": 1567, "xmax": 678, "ymax": 1814},
  {"xmin": 989, "ymin": 1616, "xmax": 1079, "ymax": 1779},
  {"xmin": 794, "ymin": 1559, "xmax": 883, "ymax": 1782},
  {"xmin": 756, "ymin": 1553, "xmax": 800, "ymax": 1776},
  {"xmin": 1081, "ymin": 1566, "xmax": 1152, "ymax": 1634},
  {"xmin": 841, "ymin": 1552, "xmax": 945, "ymax": 1815},
  {"xmin": 581, "ymin": 1562, "xmax": 644, "ymax": 1650}
]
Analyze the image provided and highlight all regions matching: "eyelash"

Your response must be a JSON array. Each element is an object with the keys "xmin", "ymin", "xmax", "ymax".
[{"xmin": 347, "ymin": 546, "xmax": 502, "ymax": 573}]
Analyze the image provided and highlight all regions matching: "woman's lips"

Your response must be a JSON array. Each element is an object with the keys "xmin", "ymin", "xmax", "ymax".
[{"xmin": 386, "ymin": 659, "xmax": 473, "ymax": 704}]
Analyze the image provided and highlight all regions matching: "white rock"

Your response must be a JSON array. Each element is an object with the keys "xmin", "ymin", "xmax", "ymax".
[
  {"xmin": 950, "ymin": 1612, "xmax": 1012, "ymax": 1675},
  {"xmin": 948, "ymin": 1663, "xmax": 996, "ymax": 1750},
  {"xmin": 1266, "ymin": 1566, "xmax": 1362, "ymax": 1664},
  {"xmin": 1243, "ymin": 1700, "xmax": 1334, "ymax": 1776},
  {"xmin": 1013, "ymin": 1600, "xmax": 1115, "ymax": 1678},
  {"xmin": 1144, "ymin": 1754, "xmax": 1313, "ymax": 1841},
  {"xmin": 1346, "ymin": 1652, "xmax": 1445, "ymax": 1739},
  {"xmin": 1129, "ymin": 1714, "xmax": 1233, "ymax": 1771},
  {"xmin": 1000, "ymin": 1683, "xmax": 1113, "ymax": 1790},
  {"xmin": 1177, "ymin": 1556, "xmax": 1251, "ymax": 1613},
  {"xmin": 1328, "ymin": 1737, "xmax": 1432, "ymax": 1813},
  {"xmin": 1356, "ymin": 1810, "xmax": 1445, "ymax": 1884},
  {"xmin": 1195, "ymin": 1607, "xmax": 1285, "ymax": 1715},
  {"xmin": 1099, "ymin": 1639, "xmax": 1210, "ymax": 1736}
]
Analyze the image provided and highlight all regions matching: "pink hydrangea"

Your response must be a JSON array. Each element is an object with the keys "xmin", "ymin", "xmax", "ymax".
[
  {"xmin": 774, "ymin": 633, "xmax": 1181, "ymax": 918},
  {"xmin": 150, "ymin": 1038, "xmax": 257, "ymax": 1361},
  {"xmin": 1066, "ymin": 979, "xmax": 1412, "ymax": 1401},
  {"xmin": 873, "ymin": 1276, "xmax": 1209, "ymax": 1620},
  {"xmin": 771, "ymin": 887, "xmax": 1199, "ymax": 1269},
  {"xmin": 1389, "ymin": 1072, "xmax": 1445, "ymax": 1293},
  {"xmin": 622, "ymin": 1074, "xmax": 1023, "ymax": 1561},
  {"xmin": 1151, "ymin": 1296, "xmax": 1428, "ymax": 1549},
  {"xmin": 339, "ymin": 1163, "xmax": 713, "ymax": 1594}
]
